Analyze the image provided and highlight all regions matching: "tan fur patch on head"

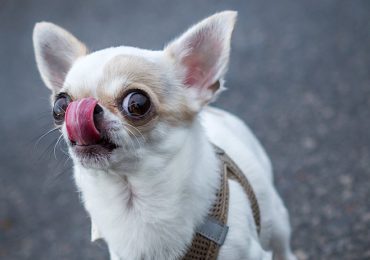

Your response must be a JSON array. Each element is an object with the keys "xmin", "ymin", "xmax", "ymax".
[
  {"xmin": 97, "ymin": 54, "xmax": 196, "ymax": 129},
  {"xmin": 98, "ymin": 55, "xmax": 164, "ymax": 106}
]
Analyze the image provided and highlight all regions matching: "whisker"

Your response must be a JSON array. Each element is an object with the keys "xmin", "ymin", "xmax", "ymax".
[
  {"xmin": 59, "ymin": 144, "xmax": 70, "ymax": 156},
  {"xmin": 34, "ymin": 127, "xmax": 60, "ymax": 148},
  {"xmin": 121, "ymin": 122, "xmax": 145, "ymax": 146},
  {"xmin": 53, "ymin": 134, "xmax": 64, "ymax": 160},
  {"xmin": 39, "ymin": 139, "xmax": 58, "ymax": 160},
  {"xmin": 125, "ymin": 128, "xmax": 140, "ymax": 158},
  {"xmin": 120, "ymin": 124, "xmax": 142, "ymax": 168},
  {"xmin": 122, "ymin": 115, "xmax": 146, "ymax": 141},
  {"xmin": 124, "ymin": 126, "xmax": 141, "ymax": 149},
  {"xmin": 63, "ymin": 156, "xmax": 72, "ymax": 167},
  {"xmin": 124, "ymin": 123, "xmax": 146, "ymax": 141}
]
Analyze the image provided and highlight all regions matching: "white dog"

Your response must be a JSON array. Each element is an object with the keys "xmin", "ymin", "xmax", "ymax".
[{"xmin": 33, "ymin": 11, "xmax": 295, "ymax": 260}]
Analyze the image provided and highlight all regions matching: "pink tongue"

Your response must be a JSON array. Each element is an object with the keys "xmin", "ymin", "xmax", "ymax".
[{"xmin": 65, "ymin": 97, "xmax": 101, "ymax": 145}]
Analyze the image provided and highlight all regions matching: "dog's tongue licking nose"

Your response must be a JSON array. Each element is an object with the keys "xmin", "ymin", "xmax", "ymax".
[{"xmin": 65, "ymin": 97, "xmax": 101, "ymax": 145}]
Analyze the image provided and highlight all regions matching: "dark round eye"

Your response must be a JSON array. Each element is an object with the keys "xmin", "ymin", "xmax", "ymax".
[
  {"xmin": 53, "ymin": 93, "xmax": 71, "ymax": 124},
  {"xmin": 122, "ymin": 90, "xmax": 151, "ymax": 119}
]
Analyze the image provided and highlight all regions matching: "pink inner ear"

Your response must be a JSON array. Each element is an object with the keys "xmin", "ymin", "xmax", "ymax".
[
  {"xmin": 183, "ymin": 56, "xmax": 206, "ymax": 86},
  {"xmin": 182, "ymin": 34, "xmax": 222, "ymax": 90}
]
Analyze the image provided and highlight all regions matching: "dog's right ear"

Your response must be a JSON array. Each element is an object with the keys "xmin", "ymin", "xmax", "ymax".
[{"xmin": 33, "ymin": 22, "xmax": 87, "ymax": 92}]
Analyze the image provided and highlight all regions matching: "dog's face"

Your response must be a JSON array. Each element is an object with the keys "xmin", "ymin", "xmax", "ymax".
[{"xmin": 33, "ymin": 11, "xmax": 236, "ymax": 172}]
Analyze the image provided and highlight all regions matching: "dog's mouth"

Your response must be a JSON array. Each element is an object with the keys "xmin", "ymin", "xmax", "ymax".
[
  {"xmin": 64, "ymin": 97, "xmax": 120, "ymax": 164},
  {"xmin": 71, "ymin": 136, "xmax": 118, "ymax": 158}
]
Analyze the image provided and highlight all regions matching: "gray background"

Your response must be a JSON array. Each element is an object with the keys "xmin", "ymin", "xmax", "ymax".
[{"xmin": 0, "ymin": 0, "xmax": 369, "ymax": 259}]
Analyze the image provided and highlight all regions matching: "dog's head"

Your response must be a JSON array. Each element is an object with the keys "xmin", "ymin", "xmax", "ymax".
[{"xmin": 33, "ymin": 11, "xmax": 236, "ymax": 171}]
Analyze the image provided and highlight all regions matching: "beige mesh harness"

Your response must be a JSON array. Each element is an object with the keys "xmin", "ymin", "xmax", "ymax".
[{"xmin": 182, "ymin": 145, "xmax": 261, "ymax": 260}]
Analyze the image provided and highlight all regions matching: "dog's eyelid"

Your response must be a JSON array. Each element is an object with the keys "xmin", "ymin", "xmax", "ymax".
[{"xmin": 54, "ymin": 92, "xmax": 72, "ymax": 101}]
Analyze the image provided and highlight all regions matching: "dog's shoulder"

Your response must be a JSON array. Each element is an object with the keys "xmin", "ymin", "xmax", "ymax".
[{"xmin": 200, "ymin": 106, "xmax": 273, "ymax": 180}]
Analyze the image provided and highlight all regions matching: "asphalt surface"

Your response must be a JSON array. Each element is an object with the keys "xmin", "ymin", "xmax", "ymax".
[{"xmin": 1, "ymin": 0, "xmax": 369, "ymax": 259}]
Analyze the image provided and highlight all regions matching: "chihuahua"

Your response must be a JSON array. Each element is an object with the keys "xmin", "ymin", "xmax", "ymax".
[{"xmin": 33, "ymin": 11, "xmax": 295, "ymax": 260}]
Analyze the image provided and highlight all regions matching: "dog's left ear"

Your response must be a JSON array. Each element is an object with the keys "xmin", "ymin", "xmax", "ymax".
[{"xmin": 165, "ymin": 11, "xmax": 237, "ymax": 105}]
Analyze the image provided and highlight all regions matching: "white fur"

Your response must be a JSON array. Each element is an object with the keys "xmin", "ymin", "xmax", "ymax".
[
  {"xmin": 33, "ymin": 11, "xmax": 296, "ymax": 260},
  {"xmin": 73, "ymin": 107, "xmax": 296, "ymax": 260}
]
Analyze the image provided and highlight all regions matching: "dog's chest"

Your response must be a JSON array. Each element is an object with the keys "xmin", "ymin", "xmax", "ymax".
[
  {"xmin": 74, "ymin": 170, "xmax": 196, "ymax": 259},
  {"xmin": 73, "ymin": 145, "xmax": 220, "ymax": 259}
]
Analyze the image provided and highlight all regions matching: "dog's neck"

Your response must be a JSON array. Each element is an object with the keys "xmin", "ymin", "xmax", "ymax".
[{"xmin": 73, "ymin": 119, "xmax": 220, "ymax": 259}]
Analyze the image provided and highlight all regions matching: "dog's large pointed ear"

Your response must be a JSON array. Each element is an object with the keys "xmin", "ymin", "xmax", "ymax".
[
  {"xmin": 33, "ymin": 22, "xmax": 87, "ymax": 92},
  {"xmin": 165, "ymin": 11, "xmax": 237, "ymax": 105}
]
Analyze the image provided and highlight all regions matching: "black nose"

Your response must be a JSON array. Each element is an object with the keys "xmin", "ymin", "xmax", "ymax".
[
  {"xmin": 93, "ymin": 104, "xmax": 104, "ymax": 131},
  {"xmin": 94, "ymin": 103, "xmax": 103, "ymax": 116}
]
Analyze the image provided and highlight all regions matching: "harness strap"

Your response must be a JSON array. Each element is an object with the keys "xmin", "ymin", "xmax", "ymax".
[
  {"xmin": 215, "ymin": 146, "xmax": 261, "ymax": 234},
  {"xmin": 182, "ymin": 144, "xmax": 261, "ymax": 260},
  {"xmin": 195, "ymin": 217, "xmax": 229, "ymax": 246},
  {"xmin": 182, "ymin": 156, "xmax": 229, "ymax": 260}
]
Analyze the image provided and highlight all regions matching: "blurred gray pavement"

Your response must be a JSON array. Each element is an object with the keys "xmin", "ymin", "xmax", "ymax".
[{"xmin": 0, "ymin": 0, "xmax": 369, "ymax": 259}]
